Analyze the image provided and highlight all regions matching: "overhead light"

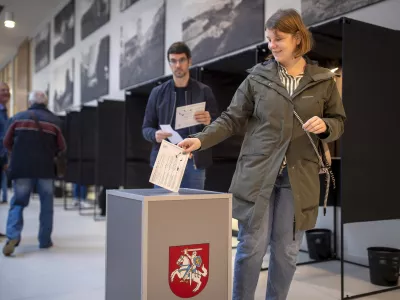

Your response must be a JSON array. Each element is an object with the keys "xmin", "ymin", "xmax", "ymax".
[
  {"xmin": 330, "ymin": 67, "xmax": 339, "ymax": 73},
  {"xmin": 4, "ymin": 12, "xmax": 15, "ymax": 28}
]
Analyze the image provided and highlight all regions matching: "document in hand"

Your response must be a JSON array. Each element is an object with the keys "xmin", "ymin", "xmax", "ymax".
[
  {"xmin": 175, "ymin": 102, "xmax": 206, "ymax": 129},
  {"xmin": 159, "ymin": 124, "xmax": 183, "ymax": 144},
  {"xmin": 149, "ymin": 140, "xmax": 189, "ymax": 192}
]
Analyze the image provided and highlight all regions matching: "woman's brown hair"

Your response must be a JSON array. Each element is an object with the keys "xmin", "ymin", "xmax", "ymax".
[{"xmin": 265, "ymin": 9, "xmax": 313, "ymax": 58}]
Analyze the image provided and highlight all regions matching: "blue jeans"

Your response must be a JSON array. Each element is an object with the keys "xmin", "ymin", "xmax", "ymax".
[
  {"xmin": 6, "ymin": 179, "xmax": 54, "ymax": 247},
  {"xmin": 154, "ymin": 159, "xmax": 206, "ymax": 190},
  {"xmin": 233, "ymin": 168, "xmax": 305, "ymax": 300},
  {"xmin": 72, "ymin": 184, "xmax": 87, "ymax": 200}
]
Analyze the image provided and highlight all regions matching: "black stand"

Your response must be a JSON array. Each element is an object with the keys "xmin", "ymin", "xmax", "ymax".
[{"xmin": 339, "ymin": 219, "xmax": 400, "ymax": 299}]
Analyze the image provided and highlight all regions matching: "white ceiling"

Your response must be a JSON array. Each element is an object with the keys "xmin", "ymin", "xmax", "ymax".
[{"xmin": 0, "ymin": 0, "xmax": 65, "ymax": 69}]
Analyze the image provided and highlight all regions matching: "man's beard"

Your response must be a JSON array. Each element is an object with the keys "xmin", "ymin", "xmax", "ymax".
[{"xmin": 174, "ymin": 69, "xmax": 187, "ymax": 78}]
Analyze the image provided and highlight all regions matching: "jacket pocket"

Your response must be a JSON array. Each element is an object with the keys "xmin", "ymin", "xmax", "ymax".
[{"xmin": 229, "ymin": 154, "xmax": 268, "ymax": 203}]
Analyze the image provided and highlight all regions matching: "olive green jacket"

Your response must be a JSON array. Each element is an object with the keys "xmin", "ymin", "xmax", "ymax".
[{"xmin": 194, "ymin": 59, "xmax": 346, "ymax": 231}]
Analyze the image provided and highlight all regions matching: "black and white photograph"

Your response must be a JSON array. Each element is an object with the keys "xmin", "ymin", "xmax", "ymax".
[
  {"xmin": 119, "ymin": 0, "xmax": 165, "ymax": 89},
  {"xmin": 34, "ymin": 23, "xmax": 50, "ymax": 73},
  {"xmin": 120, "ymin": 0, "xmax": 139, "ymax": 12},
  {"xmin": 302, "ymin": 0, "xmax": 385, "ymax": 25},
  {"xmin": 183, "ymin": 0, "xmax": 264, "ymax": 65},
  {"xmin": 80, "ymin": 0, "xmax": 110, "ymax": 40},
  {"xmin": 53, "ymin": 58, "xmax": 74, "ymax": 113},
  {"xmin": 54, "ymin": 0, "xmax": 75, "ymax": 59},
  {"xmin": 81, "ymin": 35, "xmax": 110, "ymax": 104}
]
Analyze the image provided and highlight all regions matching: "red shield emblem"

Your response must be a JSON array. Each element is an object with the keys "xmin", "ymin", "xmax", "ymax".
[{"xmin": 169, "ymin": 243, "xmax": 209, "ymax": 298}]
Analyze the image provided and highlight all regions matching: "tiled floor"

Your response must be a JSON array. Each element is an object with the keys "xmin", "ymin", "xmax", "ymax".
[{"xmin": 0, "ymin": 197, "xmax": 399, "ymax": 300}]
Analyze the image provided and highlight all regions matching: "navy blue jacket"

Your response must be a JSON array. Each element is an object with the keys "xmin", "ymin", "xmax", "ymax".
[
  {"xmin": 0, "ymin": 105, "xmax": 8, "ymax": 165},
  {"xmin": 4, "ymin": 104, "xmax": 67, "ymax": 180},
  {"xmin": 142, "ymin": 78, "xmax": 218, "ymax": 169}
]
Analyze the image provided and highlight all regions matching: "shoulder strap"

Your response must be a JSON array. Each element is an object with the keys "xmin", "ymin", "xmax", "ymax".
[
  {"xmin": 293, "ymin": 109, "xmax": 336, "ymax": 216},
  {"xmin": 292, "ymin": 110, "xmax": 325, "ymax": 168}
]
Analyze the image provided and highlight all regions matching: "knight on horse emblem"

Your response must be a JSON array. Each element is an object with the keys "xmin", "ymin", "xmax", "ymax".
[{"xmin": 169, "ymin": 243, "xmax": 209, "ymax": 298}]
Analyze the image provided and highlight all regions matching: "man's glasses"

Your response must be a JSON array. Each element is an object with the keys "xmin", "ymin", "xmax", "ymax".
[{"xmin": 169, "ymin": 58, "xmax": 188, "ymax": 65}]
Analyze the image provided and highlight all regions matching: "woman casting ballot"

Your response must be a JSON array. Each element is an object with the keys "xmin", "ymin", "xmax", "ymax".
[{"xmin": 177, "ymin": 8, "xmax": 345, "ymax": 300}]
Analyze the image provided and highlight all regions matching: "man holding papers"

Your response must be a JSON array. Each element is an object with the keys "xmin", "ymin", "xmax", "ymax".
[{"xmin": 142, "ymin": 42, "xmax": 218, "ymax": 190}]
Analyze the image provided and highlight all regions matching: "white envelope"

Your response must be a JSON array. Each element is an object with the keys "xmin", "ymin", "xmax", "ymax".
[{"xmin": 175, "ymin": 102, "xmax": 206, "ymax": 129}]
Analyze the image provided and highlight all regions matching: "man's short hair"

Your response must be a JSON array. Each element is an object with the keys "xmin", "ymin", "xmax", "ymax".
[
  {"xmin": 28, "ymin": 91, "xmax": 48, "ymax": 106},
  {"xmin": 167, "ymin": 42, "xmax": 192, "ymax": 60}
]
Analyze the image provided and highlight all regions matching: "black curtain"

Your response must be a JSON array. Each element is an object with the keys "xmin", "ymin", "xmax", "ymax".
[
  {"xmin": 79, "ymin": 107, "xmax": 97, "ymax": 185},
  {"xmin": 96, "ymin": 100, "xmax": 125, "ymax": 187},
  {"xmin": 200, "ymin": 69, "xmax": 246, "ymax": 161},
  {"xmin": 64, "ymin": 112, "xmax": 80, "ymax": 183},
  {"xmin": 65, "ymin": 111, "xmax": 80, "ymax": 160},
  {"xmin": 341, "ymin": 19, "xmax": 400, "ymax": 223},
  {"xmin": 125, "ymin": 93, "xmax": 152, "ymax": 162}
]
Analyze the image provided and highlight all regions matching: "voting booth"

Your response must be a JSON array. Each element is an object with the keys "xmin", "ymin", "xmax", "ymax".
[{"xmin": 105, "ymin": 188, "xmax": 232, "ymax": 300}]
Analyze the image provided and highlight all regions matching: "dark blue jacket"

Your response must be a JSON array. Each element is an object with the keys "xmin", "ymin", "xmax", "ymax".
[
  {"xmin": 0, "ymin": 105, "xmax": 8, "ymax": 165},
  {"xmin": 4, "ymin": 104, "xmax": 67, "ymax": 180},
  {"xmin": 142, "ymin": 78, "xmax": 218, "ymax": 169}
]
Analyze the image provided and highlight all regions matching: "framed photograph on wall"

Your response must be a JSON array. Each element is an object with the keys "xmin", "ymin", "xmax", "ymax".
[
  {"xmin": 54, "ymin": 0, "xmax": 75, "ymax": 59},
  {"xmin": 34, "ymin": 23, "xmax": 50, "ymax": 73},
  {"xmin": 119, "ymin": 0, "xmax": 165, "ymax": 89},
  {"xmin": 80, "ymin": 0, "xmax": 110, "ymax": 40},
  {"xmin": 302, "ymin": 0, "xmax": 385, "ymax": 26},
  {"xmin": 53, "ymin": 58, "xmax": 74, "ymax": 113},
  {"xmin": 120, "ymin": 0, "xmax": 139, "ymax": 12},
  {"xmin": 182, "ymin": 0, "xmax": 265, "ymax": 65},
  {"xmin": 81, "ymin": 35, "xmax": 110, "ymax": 103}
]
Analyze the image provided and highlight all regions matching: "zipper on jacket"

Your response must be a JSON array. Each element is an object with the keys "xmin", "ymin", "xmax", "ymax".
[
  {"xmin": 185, "ymin": 90, "xmax": 198, "ymax": 170},
  {"xmin": 170, "ymin": 92, "xmax": 177, "ymax": 125}
]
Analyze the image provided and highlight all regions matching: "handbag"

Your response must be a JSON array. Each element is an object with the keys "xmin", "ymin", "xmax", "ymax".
[
  {"xmin": 293, "ymin": 110, "xmax": 336, "ymax": 216},
  {"xmin": 30, "ymin": 112, "xmax": 67, "ymax": 178}
]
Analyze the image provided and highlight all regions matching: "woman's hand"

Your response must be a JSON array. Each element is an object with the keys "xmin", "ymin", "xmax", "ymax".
[
  {"xmin": 303, "ymin": 116, "xmax": 327, "ymax": 134},
  {"xmin": 177, "ymin": 138, "xmax": 201, "ymax": 154}
]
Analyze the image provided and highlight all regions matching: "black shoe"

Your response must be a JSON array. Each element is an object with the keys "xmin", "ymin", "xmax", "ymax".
[
  {"xmin": 0, "ymin": 232, "xmax": 6, "ymax": 238},
  {"xmin": 0, "ymin": 201, "xmax": 7, "ymax": 204}
]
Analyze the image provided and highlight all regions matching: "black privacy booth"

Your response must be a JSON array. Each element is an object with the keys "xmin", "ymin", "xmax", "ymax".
[
  {"xmin": 176, "ymin": 16, "xmax": 398, "ymax": 299},
  {"xmin": 63, "ymin": 106, "xmax": 98, "ymax": 215},
  {"xmin": 124, "ymin": 76, "xmax": 169, "ymax": 189},
  {"xmin": 63, "ymin": 110, "xmax": 80, "ymax": 207},
  {"xmin": 306, "ymin": 17, "xmax": 400, "ymax": 299},
  {"xmin": 197, "ymin": 48, "xmax": 256, "ymax": 193},
  {"xmin": 95, "ymin": 100, "xmax": 126, "ymax": 218}
]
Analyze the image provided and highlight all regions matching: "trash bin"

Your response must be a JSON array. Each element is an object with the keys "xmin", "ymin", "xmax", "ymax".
[
  {"xmin": 305, "ymin": 229, "xmax": 332, "ymax": 261},
  {"xmin": 367, "ymin": 247, "xmax": 400, "ymax": 287}
]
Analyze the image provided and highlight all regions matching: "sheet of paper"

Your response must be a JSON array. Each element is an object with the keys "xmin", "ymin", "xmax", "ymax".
[
  {"xmin": 160, "ymin": 124, "xmax": 183, "ymax": 144},
  {"xmin": 175, "ymin": 102, "xmax": 206, "ymax": 130},
  {"xmin": 149, "ymin": 140, "xmax": 189, "ymax": 192}
]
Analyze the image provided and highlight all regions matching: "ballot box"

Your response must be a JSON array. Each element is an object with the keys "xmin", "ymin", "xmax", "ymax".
[{"xmin": 105, "ymin": 188, "xmax": 232, "ymax": 300}]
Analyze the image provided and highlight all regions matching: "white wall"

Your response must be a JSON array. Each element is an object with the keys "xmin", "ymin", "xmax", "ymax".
[{"xmin": 30, "ymin": 0, "xmax": 400, "ymax": 264}]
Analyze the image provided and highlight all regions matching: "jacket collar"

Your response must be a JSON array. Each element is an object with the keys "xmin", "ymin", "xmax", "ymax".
[
  {"xmin": 248, "ymin": 56, "xmax": 335, "ymax": 84},
  {"xmin": 28, "ymin": 103, "xmax": 48, "ymax": 111},
  {"xmin": 168, "ymin": 77, "xmax": 194, "ymax": 91}
]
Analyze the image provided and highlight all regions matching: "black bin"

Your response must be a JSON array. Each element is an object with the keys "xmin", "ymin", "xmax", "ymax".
[
  {"xmin": 367, "ymin": 247, "xmax": 400, "ymax": 287},
  {"xmin": 305, "ymin": 229, "xmax": 332, "ymax": 261}
]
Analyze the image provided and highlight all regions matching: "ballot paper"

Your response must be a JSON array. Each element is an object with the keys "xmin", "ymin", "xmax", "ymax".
[
  {"xmin": 160, "ymin": 124, "xmax": 183, "ymax": 144},
  {"xmin": 149, "ymin": 140, "xmax": 189, "ymax": 192},
  {"xmin": 175, "ymin": 102, "xmax": 206, "ymax": 130}
]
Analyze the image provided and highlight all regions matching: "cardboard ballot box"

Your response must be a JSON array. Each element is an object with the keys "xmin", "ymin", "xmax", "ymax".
[{"xmin": 105, "ymin": 188, "xmax": 232, "ymax": 300}]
